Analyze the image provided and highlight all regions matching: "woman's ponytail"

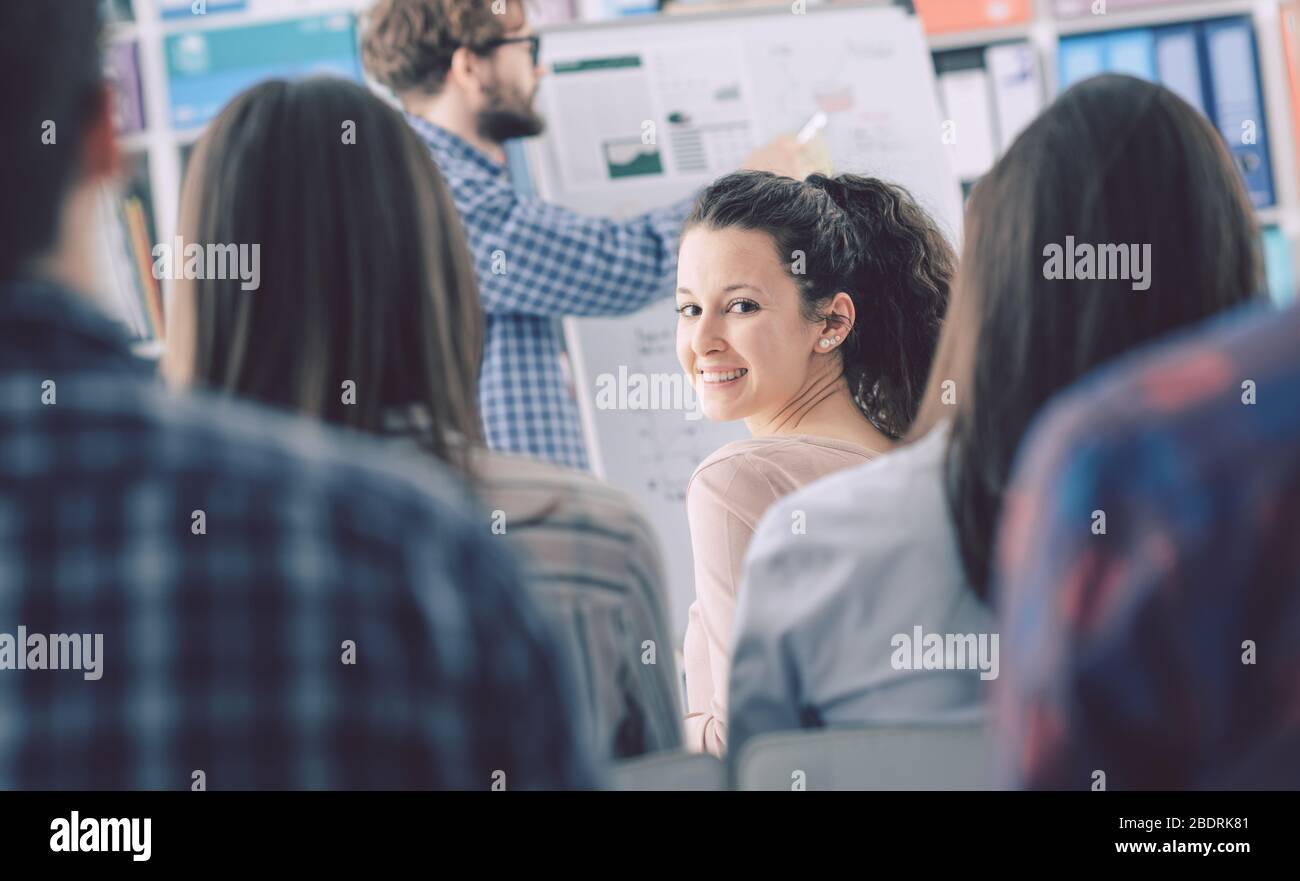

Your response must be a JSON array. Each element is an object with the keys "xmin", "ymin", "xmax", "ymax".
[{"xmin": 808, "ymin": 174, "xmax": 955, "ymax": 439}]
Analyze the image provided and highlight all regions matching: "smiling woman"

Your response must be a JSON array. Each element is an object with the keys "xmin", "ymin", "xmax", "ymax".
[{"xmin": 673, "ymin": 169, "xmax": 955, "ymax": 756}]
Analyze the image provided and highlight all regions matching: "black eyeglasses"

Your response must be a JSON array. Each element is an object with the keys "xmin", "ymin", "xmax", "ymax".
[{"xmin": 471, "ymin": 34, "xmax": 541, "ymax": 67}]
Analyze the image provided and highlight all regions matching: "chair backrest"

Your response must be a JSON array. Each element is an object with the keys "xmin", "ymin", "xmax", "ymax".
[
  {"xmin": 609, "ymin": 750, "xmax": 727, "ymax": 791},
  {"xmin": 735, "ymin": 723, "xmax": 992, "ymax": 791}
]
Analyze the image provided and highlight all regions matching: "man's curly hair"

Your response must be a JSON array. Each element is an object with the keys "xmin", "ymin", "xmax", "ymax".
[{"xmin": 361, "ymin": 0, "xmax": 510, "ymax": 97}]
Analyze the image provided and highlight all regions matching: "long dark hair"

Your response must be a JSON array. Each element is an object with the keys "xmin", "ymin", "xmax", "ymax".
[
  {"xmin": 683, "ymin": 170, "xmax": 955, "ymax": 440},
  {"xmin": 908, "ymin": 74, "xmax": 1264, "ymax": 600},
  {"xmin": 164, "ymin": 77, "xmax": 483, "ymax": 472}
]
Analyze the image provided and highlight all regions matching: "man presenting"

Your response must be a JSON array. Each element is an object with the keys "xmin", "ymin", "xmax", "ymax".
[{"xmin": 362, "ymin": 0, "xmax": 810, "ymax": 470}]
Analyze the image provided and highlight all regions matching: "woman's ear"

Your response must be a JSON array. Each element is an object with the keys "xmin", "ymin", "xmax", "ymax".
[
  {"xmin": 827, "ymin": 291, "xmax": 855, "ymax": 337},
  {"xmin": 815, "ymin": 291, "xmax": 856, "ymax": 353}
]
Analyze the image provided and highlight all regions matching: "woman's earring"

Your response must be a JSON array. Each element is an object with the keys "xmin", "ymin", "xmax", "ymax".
[{"xmin": 819, "ymin": 338, "xmax": 831, "ymax": 349}]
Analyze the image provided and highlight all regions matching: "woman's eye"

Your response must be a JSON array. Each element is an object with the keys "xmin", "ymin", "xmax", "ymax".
[
  {"xmin": 727, "ymin": 299, "xmax": 759, "ymax": 314},
  {"xmin": 676, "ymin": 303, "xmax": 701, "ymax": 318}
]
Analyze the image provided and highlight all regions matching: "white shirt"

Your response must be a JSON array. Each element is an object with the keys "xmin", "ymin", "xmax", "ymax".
[{"xmin": 728, "ymin": 423, "xmax": 996, "ymax": 757}]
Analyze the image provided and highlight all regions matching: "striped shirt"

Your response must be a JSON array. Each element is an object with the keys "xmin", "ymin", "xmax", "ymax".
[
  {"xmin": 383, "ymin": 407, "xmax": 682, "ymax": 760},
  {"xmin": 474, "ymin": 450, "xmax": 683, "ymax": 759}
]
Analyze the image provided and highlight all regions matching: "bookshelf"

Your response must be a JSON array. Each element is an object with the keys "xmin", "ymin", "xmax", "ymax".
[
  {"xmin": 99, "ymin": 0, "xmax": 373, "ymax": 353},
  {"xmin": 974, "ymin": 0, "xmax": 1299, "ymax": 305}
]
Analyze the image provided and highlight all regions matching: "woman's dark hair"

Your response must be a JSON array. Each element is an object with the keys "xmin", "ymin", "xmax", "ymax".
[
  {"xmin": 164, "ymin": 77, "xmax": 483, "ymax": 472},
  {"xmin": 683, "ymin": 170, "xmax": 956, "ymax": 440},
  {"xmin": 907, "ymin": 74, "xmax": 1264, "ymax": 601}
]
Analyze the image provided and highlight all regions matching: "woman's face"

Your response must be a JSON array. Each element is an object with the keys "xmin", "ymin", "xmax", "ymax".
[{"xmin": 675, "ymin": 226, "xmax": 823, "ymax": 423}]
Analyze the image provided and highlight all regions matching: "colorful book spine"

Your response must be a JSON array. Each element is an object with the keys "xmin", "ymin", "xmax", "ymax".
[
  {"xmin": 1202, "ymin": 17, "xmax": 1276, "ymax": 208},
  {"xmin": 106, "ymin": 41, "xmax": 146, "ymax": 135},
  {"xmin": 123, "ymin": 197, "xmax": 165, "ymax": 339}
]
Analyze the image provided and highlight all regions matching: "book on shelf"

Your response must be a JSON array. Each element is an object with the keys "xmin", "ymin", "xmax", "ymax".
[
  {"xmin": 100, "ymin": 0, "xmax": 135, "ymax": 25},
  {"xmin": 1262, "ymin": 225, "xmax": 1295, "ymax": 307},
  {"xmin": 93, "ymin": 155, "xmax": 164, "ymax": 343},
  {"xmin": 935, "ymin": 49, "xmax": 999, "ymax": 181},
  {"xmin": 93, "ymin": 188, "xmax": 149, "ymax": 339},
  {"xmin": 105, "ymin": 40, "xmax": 147, "ymax": 136},
  {"xmin": 123, "ymin": 198, "xmax": 165, "ymax": 339},
  {"xmin": 986, "ymin": 42, "xmax": 1044, "ymax": 152},
  {"xmin": 933, "ymin": 41, "xmax": 1044, "ymax": 185}
]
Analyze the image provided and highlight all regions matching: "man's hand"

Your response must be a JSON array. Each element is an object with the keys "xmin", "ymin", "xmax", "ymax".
[{"xmin": 741, "ymin": 134, "xmax": 815, "ymax": 180}]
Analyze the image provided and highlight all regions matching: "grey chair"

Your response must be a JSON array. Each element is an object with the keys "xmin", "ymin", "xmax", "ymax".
[
  {"xmin": 735, "ymin": 722, "xmax": 992, "ymax": 791},
  {"xmin": 609, "ymin": 750, "xmax": 727, "ymax": 791}
]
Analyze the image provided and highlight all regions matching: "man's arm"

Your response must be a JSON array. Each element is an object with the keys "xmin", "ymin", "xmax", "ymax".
[
  {"xmin": 465, "ymin": 128, "xmax": 817, "ymax": 319},
  {"xmin": 469, "ymin": 186, "xmax": 698, "ymax": 318}
]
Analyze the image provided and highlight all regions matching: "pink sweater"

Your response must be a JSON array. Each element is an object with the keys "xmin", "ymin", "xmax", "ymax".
[{"xmin": 682, "ymin": 434, "xmax": 880, "ymax": 756}]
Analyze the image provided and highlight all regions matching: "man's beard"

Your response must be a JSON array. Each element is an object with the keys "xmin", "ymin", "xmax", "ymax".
[{"xmin": 477, "ymin": 80, "xmax": 545, "ymax": 143}]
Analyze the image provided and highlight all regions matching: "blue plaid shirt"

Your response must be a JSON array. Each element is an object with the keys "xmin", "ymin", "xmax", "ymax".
[
  {"xmin": 407, "ymin": 115, "xmax": 696, "ymax": 471},
  {"xmin": 0, "ymin": 279, "xmax": 598, "ymax": 790}
]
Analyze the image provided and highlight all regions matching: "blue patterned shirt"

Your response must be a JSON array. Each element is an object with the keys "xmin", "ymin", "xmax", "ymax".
[
  {"xmin": 407, "ymin": 115, "xmax": 696, "ymax": 470},
  {"xmin": 995, "ymin": 302, "xmax": 1300, "ymax": 790},
  {"xmin": 0, "ymin": 279, "xmax": 598, "ymax": 790}
]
